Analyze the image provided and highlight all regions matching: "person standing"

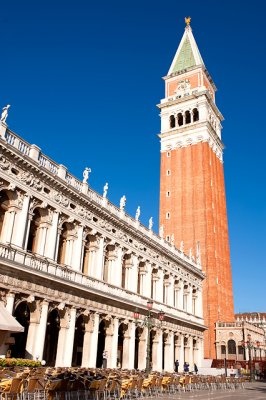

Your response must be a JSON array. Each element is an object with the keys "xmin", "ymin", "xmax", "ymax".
[
  {"xmin": 194, "ymin": 363, "xmax": 198, "ymax": 374},
  {"xmin": 174, "ymin": 360, "xmax": 179, "ymax": 373}
]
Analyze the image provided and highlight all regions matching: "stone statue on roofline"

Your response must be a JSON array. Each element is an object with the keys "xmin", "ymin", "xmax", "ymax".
[
  {"xmin": 159, "ymin": 225, "xmax": 164, "ymax": 238},
  {"xmin": 180, "ymin": 240, "xmax": 184, "ymax": 253},
  {"xmin": 135, "ymin": 206, "xmax": 140, "ymax": 221},
  {"xmin": 82, "ymin": 167, "xmax": 91, "ymax": 184},
  {"xmin": 171, "ymin": 234, "xmax": 175, "ymax": 246},
  {"xmin": 148, "ymin": 217, "xmax": 153, "ymax": 230},
  {"xmin": 120, "ymin": 195, "xmax": 126, "ymax": 211},
  {"xmin": 103, "ymin": 182, "xmax": 108, "ymax": 198},
  {"xmin": 1, "ymin": 105, "xmax": 10, "ymax": 124}
]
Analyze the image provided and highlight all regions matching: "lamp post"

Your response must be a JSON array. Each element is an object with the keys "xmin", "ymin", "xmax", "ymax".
[
  {"xmin": 133, "ymin": 300, "xmax": 165, "ymax": 374},
  {"xmin": 242, "ymin": 334, "xmax": 255, "ymax": 382}
]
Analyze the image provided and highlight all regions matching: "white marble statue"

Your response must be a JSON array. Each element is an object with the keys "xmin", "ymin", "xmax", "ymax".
[
  {"xmin": 83, "ymin": 167, "xmax": 91, "ymax": 184},
  {"xmin": 1, "ymin": 104, "xmax": 10, "ymax": 124},
  {"xmin": 159, "ymin": 225, "xmax": 164, "ymax": 238},
  {"xmin": 171, "ymin": 234, "xmax": 175, "ymax": 246},
  {"xmin": 180, "ymin": 240, "xmax": 184, "ymax": 253},
  {"xmin": 189, "ymin": 248, "xmax": 193, "ymax": 259},
  {"xmin": 120, "ymin": 195, "xmax": 126, "ymax": 210},
  {"xmin": 148, "ymin": 217, "xmax": 153, "ymax": 230},
  {"xmin": 196, "ymin": 241, "xmax": 201, "ymax": 264},
  {"xmin": 103, "ymin": 182, "xmax": 108, "ymax": 198},
  {"xmin": 135, "ymin": 206, "xmax": 140, "ymax": 221}
]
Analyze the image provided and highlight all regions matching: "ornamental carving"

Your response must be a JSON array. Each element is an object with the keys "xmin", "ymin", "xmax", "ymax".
[
  {"xmin": 20, "ymin": 171, "xmax": 42, "ymax": 191},
  {"xmin": 0, "ymin": 155, "xmax": 10, "ymax": 170}
]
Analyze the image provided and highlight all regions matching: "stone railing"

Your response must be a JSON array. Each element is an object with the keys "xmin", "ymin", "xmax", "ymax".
[
  {"xmin": 1, "ymin": 124, "xmax": 201, "ymax": 271},
  {"xmin": 0, "ymin": 242, "xmax": 204, "ymax": 326}
]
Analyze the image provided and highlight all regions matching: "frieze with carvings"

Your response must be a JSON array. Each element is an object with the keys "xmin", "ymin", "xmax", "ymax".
[
  {"xmin": 0, "ymin": 155, "xmax": 11, "ymax": 171},
  {"xmin": 20, "ymin": 171, "xmax": 43, "ymax": 191}
]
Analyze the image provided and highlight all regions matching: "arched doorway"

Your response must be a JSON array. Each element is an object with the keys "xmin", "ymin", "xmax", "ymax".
[
  {"xmin": 134, "ymin": 327, "xmax": 142, "ymax": 369},
  {"xmin": 96, "ymin": 320, "xmax": 106, "ymax": 368},
  {"xmin": 228, "ymin": 339, "xmax": 236, "ymax": 360},
  {"xmin": 72, "ymin": 315, "xmax": 85, "ymax": 367},
  {"xmin": 162, "ymin": 332, "xmax": 168, "ymax": 370},
  {"xmin": 43, "ymin": 309, "xmax": 60, "ymax": 366},
  {"xmin": 117, "ymin": 324, "xmax": 125, "ymax": 368},
  {"xmin": 11, "ymin": 301, "xmax": 30, "ymax": 358}
]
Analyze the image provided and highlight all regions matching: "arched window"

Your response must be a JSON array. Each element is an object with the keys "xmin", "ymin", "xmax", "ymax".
[
  {"xmin": 193, "ymin": 108, "xmax": 199, "ymax": 122},
  {"xmin": 177, "ymin": 113, "xmax": 183, "ymax": 126},
  {"xmin": 169, "ymin": 115, "xmax": 176, "ymax": 128},
  {"xmin": 27, "ymin": 208, "xmax": 42, "ymax": 253},
  {"xmin": 221, "ymin": 345, "xmax": 226, "ymax": 355},
  {"xmin": 0, "ymin": 191, "xmax": 10, "ymax": 240},
  {"xmin": 228, "ymin": 339, "xmax": 236, "ymax": 354},
  {"xmin": 185, "ymin": 110, "xmax": 191, "ymax": 124}
]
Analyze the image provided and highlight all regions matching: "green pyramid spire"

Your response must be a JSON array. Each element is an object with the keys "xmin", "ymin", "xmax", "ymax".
[
  {"xmin": 168, "ymin": 25, "xmax": 205, "ymax": 75},
  {"xmin": 172, "ymin": 36, "xmax": 196, "ymax": 72}
]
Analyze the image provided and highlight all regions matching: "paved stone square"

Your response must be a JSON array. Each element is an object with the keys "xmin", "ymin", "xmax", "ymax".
[{"xmin": 156, "ymin": 382, "xmax": 266, "ymax": 399}]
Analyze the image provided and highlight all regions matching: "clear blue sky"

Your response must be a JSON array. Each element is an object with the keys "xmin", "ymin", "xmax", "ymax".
[{"xmin": 1, "ymin": 0, "xmax": 265, "ymax": 313}]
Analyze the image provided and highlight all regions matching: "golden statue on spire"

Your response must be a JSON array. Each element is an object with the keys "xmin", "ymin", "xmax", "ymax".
[{"xmin": 185, "ymin": 16, "xmax": 191, "ymax": 26}]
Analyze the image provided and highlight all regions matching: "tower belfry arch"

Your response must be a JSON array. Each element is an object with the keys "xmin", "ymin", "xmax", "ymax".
[{"xmin": 158, "ymin": 19, "xmax": 234, "ymax": 359}]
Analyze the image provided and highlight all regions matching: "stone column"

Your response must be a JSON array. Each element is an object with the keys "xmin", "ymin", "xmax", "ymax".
[
  {"xmin": 63, "ymin": 307, "xmax": 77, "ymax": 366},
  {"xmin": 71, "ymin": 225, "xmax": 84, "ymax": 270},
  {"xmin": 86, "ymin": 238, "xmax": 100, "ymax": 277},
  {"xmin": 197, "ymin": 338, "xmax": 204, "ymax": 367},
  {"xmin": 143, "ymin": 262, "xmax": 152, "ymax": 298},
  {"xmin": 38, "ymin": 224, "xmax": 49, "ymax": 256},
  {"xmin": 187, "ymin": 285, "xmax": 193, "ymax": 314},
  {"xmin": 196, "ymin": 289, "xmax": 203, "ymax": 317},
  {"xmin": 138, "ymin": 327, "xmax": 147, "ymax": 370},
  {"xmin": 130, "ymin": 255, "xmax": 139, "ymax": 293},
  {"xmin": 5, "ymin": 292, "xmax": 15, "ymax": 314},
  {"xmin": 179, "ymin": 335, "xmax": 185, "ymax": 370},
  {"xmin": 124, "ymin": 256, "xmax": 133, "ymax": 290},
  {"xmin": 95, "ymin": 236, "xmax": 105, "ymax": 280},
  {"xmin": 45, "ymin": 211, "xmax": 59, "ymax": 260},
  {"xmin": 152, "ymin": 330, "xmax": 163, "ymax": 372},
  {"xmin": 111, "ymin": 246, "xmax": 123, "ymax": 286},
  {"xmin": 13, "ymin": 194, "xmax": 30, "ymax": 248},
  {"xmin": 164, "ymin": 331, "xmax": 174, "ymax": 372},
  {"xmin": 156, "ymin": 269, "xmax": 164, "ymax": 303},
  {"xmin": 167, "ymin": 276, "xmax": 174, "ymax": 306},
  {"xmin": 188, "ymin": 336, "xmax": 194, "ymax": 368},
  {"xmin": 82, "ymin": 313, "xmax": 99, "ymax": 368},
  {"xmin": 26, "ymin": 306, "xmax": 39, "ymax": 359},
  {"xmin": 105, "ymin": 318, "xmax": 119, "ymax": 368},
  {"xmin": 122, "ymin": 322, "xmax": 135, "ymax": 369},
  {"xmin": 55, "ymin": 312, "xmax": 68, "ymax": 367},
  {"xmin": 33, "ymin": 301, "xmax": 49, "ymax": 361},
  {"xmin": 179, "ymin": 283, "xmax": 184, "ymax": 309},
  {"xmin": 2, "ymin": 209, "xmax": 16, "ymax": 244}
]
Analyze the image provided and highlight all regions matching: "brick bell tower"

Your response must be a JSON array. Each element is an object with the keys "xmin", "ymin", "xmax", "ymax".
[{"xmin": 158, "ymin": 18, "xmax": 234, "ymax": 359}]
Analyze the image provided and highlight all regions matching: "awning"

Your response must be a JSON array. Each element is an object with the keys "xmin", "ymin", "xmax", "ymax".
[{"xmin": 0, "ymin": 302, "xmax": 24, "ymax": 332}]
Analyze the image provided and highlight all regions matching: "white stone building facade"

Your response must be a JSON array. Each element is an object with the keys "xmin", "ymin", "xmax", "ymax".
[{"xmin": 0, "ymin": 120, "xmax": 205, "ymax": 371}]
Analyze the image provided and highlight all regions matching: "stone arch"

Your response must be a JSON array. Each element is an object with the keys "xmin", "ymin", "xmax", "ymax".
[
  {"xmin": 177, "ymin": 113, "xmax": 183, "ymax": 126},
  {"xmin": 0, "ymin": 189, "xmax": 15, "ymax": 242},
  {"xmin": 43, "ymin": 308, "xmax": 60, "ymax": 366},
  {"xmin": 228, "ymin": 339, "xmax": 236, "ymax": 355},
  {"xmin": 185, "ymin": 110, "xmax": 191, "ymax": 124},
  {"xmin": 193, "ymin": 108, "xmax": 199, "ymax": 122},
  {"xmin": 11, "ymin": 301, "xmax": 30, "ymax": 358},
  {"xmin": 96, "ymin": 318, "xmax": 107, "ymax": 368},
  {"xmin": 72, "ymin": 314, "xmax": 85, "ymax": 367},
  {"xmin": 169, "ymin": 115, "xmax": 176, "ymax": 128}
]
